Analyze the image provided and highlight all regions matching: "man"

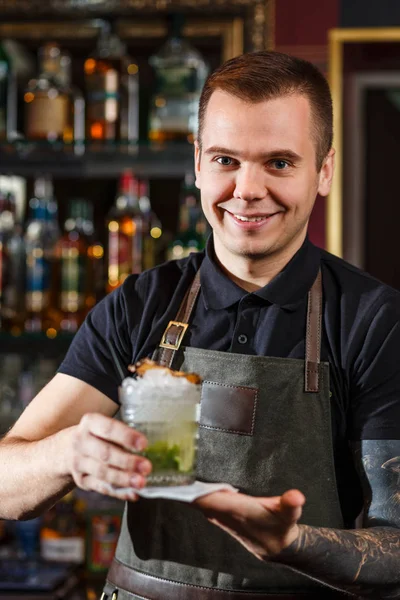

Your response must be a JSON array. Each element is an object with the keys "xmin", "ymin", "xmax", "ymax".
[{"xmin": 1, "ymin": 51, "xmax": 399, "ymax": 599}]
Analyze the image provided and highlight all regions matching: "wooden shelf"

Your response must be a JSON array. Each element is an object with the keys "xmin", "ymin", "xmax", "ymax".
[
  {"xmin": 0, "ymin": 141, "xmax": 196, "ymax": 179},
  {"xmin": 0, "ymin": 332, "xmax": 74, "ymax": 356}
]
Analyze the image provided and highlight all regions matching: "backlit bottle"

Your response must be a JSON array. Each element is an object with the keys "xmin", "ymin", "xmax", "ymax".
[
  {"xmin": 85, "ymin": 22, "xmax": 139, "ymax": 144},
  {"xmin": 0, "ymin": 188, "xmax": 14, "ymax": 330},
  {"xmin": 41, "ymin": 490, "xmax": 86, "ymax": 564},
  {"xmin": 139, "ymin": 180, "xmax": 162, "ymax": 271},
  {"xmin": 0, "ymin": 41, "xmax": 17, "ymax": 140},
  {"xmin": 106, "ymin": 171, "xmax": 143, "ymax": 292},
  {"xmin": 24, "ymin": 178, "xmax": 55, "ymax": 332},
  {"xmin": 1, "ymin": 188, "xmax": 25, "ymax": 333},
  {"xmin": 24, "ymin": 43, "xmax": 71, "ymax": 142},
  {"xmin": 149, "ymin": 13, "xmax": 208, "ymax": 143},
  {"xmin": 168, "ymin": 172, "xmax": 205, "ymax": 259},
  {"xmin": 54, "ymin": 199, "xmax": 93, "ymax": 333},
  {"xmin": 58, "ymin": 49, "xmax": 85, "ymax": 149},
  {"xmin": 85, "ymin": 202, "xmax": 105, "ymax": 308}
]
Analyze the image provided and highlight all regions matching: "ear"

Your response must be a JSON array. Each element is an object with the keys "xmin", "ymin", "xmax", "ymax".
[
  {"xmin": 194, "ymin": 140, "xmax": 201, "ymax": 190},
  {"xmin": 317, "ymin": 148, "xmax": 335, "ymax": 197}
]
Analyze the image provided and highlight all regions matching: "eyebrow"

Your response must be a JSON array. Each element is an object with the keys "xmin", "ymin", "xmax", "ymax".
[{"xmin": 204, "ymin": 146, "xmax": 302, "ymax": 162}]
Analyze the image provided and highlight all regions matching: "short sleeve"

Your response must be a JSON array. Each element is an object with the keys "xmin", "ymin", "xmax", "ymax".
[
  {"xmin": 350, "ymin": 292, "xmax": 400, "ymax": 440},
  {"xmin": 57, "ymin": 274, "xmax": 142, "ymax": 403}
]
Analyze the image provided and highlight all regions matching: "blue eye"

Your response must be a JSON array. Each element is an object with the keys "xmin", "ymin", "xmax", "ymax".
[
  {"xmin": 271, "ymin": 160, "xmax": 289, "ymax": 170},
  {"xmin": 216, "ymin": 156, "xmax": 233, "ymax": 166}
]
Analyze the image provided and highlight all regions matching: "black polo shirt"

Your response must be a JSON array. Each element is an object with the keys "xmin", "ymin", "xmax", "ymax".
[{"xmin": 58, "ymin": 236, "xmax": 400, "ymax": 526}]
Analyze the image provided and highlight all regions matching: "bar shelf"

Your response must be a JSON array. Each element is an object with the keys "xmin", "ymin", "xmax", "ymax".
[{"xmin": 0, "ymin": 140, "xmax": 195, "ymax": 179}]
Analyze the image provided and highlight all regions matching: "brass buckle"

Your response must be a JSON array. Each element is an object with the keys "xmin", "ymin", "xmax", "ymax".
[{"xmin": 159, "ymin": 320, "xmax": 188, "ymax": 350}]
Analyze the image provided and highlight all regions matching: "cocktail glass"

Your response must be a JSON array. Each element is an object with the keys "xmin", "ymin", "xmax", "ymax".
[{"xmin": 119, "ymin": 370, "xmax": 201, "ymax": 486}]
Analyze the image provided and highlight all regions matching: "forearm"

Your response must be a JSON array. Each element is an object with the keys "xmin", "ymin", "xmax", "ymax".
[
  {"xmin": 275, "ymin": 525, "xmax": 400, "ymax": 599},
  {"xmin": 0, "ymin": 428, "xmax": 76, "ymax": 520}
]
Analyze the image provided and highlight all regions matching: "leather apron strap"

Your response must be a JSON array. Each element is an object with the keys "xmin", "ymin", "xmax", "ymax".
[
  {"xmin": 157, "ymin": 268, "xmax": 322, "ymax": 393},
  {"xmin": 106, "ymin": 558, "xmax": 347, "ymax": 599},
  {"xmin": 158, "ymin": 269, "xmax": 202, "ymax": 369}
]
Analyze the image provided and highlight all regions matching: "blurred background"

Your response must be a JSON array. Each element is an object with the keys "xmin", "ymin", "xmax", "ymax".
[{"xmin": 0, "ymin": 0, "xmax": 399, "ymax": 597}]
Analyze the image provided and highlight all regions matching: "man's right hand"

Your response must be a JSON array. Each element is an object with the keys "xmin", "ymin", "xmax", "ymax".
[{"xmin": 69, "ymin": 413, "xmax": 152, "ymax": 501}]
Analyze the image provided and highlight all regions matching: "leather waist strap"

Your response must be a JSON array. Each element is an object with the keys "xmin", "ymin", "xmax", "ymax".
[{"xmin": 106, "ymin": 559, "xmax": 346, "ymax": 600}]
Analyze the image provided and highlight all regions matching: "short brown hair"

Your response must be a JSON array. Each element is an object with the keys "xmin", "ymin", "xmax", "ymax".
[{"xmin": 198, "ymin": 50, "xmax": 333, "ymax": 171}]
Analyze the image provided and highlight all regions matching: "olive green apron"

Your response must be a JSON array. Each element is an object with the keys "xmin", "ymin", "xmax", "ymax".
[{"xmin": 102, "ymin": 268, "xmax": 347, "ymax": 599}]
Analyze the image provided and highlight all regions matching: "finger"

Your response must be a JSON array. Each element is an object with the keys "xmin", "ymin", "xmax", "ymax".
[
  {"xmin": 256, "ymin": 489, "xmax": 305, "ymax": 511},
  {"xmin": 73, "ymin": 455, "xmax": 148, "ymax": 489},
  {"xmin": 194, "ymin": 491, "xmax": 243, "ymax": 516},
  {"xmin": 196, "ymin": 490, "xmax": 283, "ymax": 516},
  {"xmin": 80, "ymin": 413, "xmax": 147, "ymax": 451},
  {"xmin": 76, "ymin": 433, "xmax": 152, "ymax": 474},
  {"xmin": 279, "ymin": 489, "xmax": 305, "ymax": 525},
  {"xmin": 79, "ymin": 474, "xmax": 139, "ymax": 502}
]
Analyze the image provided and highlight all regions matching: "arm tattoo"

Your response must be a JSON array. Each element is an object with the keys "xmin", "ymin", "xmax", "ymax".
[{"xmin": 275, "ymin": 441, "xmax": 400, "ymax": 599}]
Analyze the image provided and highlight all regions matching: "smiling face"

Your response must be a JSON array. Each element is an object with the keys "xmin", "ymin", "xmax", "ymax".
[{"xmin": 195, "ymin": 90, "xmax": 334, "ymax": 273}]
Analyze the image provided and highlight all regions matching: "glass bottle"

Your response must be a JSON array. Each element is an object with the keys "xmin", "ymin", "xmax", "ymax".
[
  {"xmin": 58, "ymin": 50, "xmax": 85, "ymax": 149},
  {"xmin": 54, "ymin": 199, "xmax": 93, "ymax": 333},
  {"xmin": 0, "ymin": 187, "xmax": 15, "ymax": 331},
  {"xmin": 84, "ymin": 22, "xmax": 139, "ymax": 145},
  {"xmin": 149, "ymin": 13, "xmax": 208, "ymax": 143},
  {"xmin": 0, "ymin": 41, "xmax": 17, "ymax": 141},
  {"xmin": 0, "ymin": 355, "xmax": 23, "ymax": 436},
  {"xmin": 43, "ymin": 180, "xmax": 63, "ymax": 331},
  {"xmin": 24, "ymin": 42, "xmax": 71, "ymax": 143},
  {"xmin": 168, "ymin": 172, "xmax": 205, "ymax": 259},
  {"xmin": 139, "ymin": 180, "xmax": 162, "ymax": 271},
  {"xmin": 40, "ymin": 490, "xmax": 86, "ymax": 564},
  {"xmin": 85, "ymin": 202, "xmax": 105, "ymax": 307},
  {"xmin": 24, "ymin": 178, "xmax": 55, "ymax": 333},
  {"xmin": 2, "ymin": 188, "xmax": 26, "ymax": 334},
  {"xmin": 106, "ymin": 170, "xmax": 143, "ymax": 292}
]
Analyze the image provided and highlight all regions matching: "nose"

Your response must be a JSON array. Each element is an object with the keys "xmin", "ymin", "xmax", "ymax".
[{"xmin": 233, "ymin": 164, "xmax": 266, "ymax": 202}]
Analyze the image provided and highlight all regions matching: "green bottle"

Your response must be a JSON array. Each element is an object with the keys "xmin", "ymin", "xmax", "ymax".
[
  {"xmin": 0, "ymin": 42, "xmax": 17, "ymax": 140},
  {"xmin": 168, "ymin": 172, "xmax": 206, "ymax": 260},
  {"xmin": 149, "ymin": 13, "xmax": 208, "ymax": 143}
]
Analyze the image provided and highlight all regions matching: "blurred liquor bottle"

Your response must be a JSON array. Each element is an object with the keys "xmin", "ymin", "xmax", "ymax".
[
  {"xmin": 41, "ymin": 490, "xmax": 86, "ymax": 564},
  {"xmin": 0, "ymin": 355, "xmax": 24, "ymax": 436},
  {"xmin": 58, "ymin": 49, "xmax": 85, "ymax": 148},
  {"xmin": 84, "ymin": 493, "xmax": 123, "ymax": 574},
  {"xmin": 148, "ymin": 13, "xmax": 208, "ymax": 143},
  {"xmin": 0, "ymin": 187, "xmax": 15, "ymax": 330},
  {"xmin": 1, "ymin": 185, "xmax": 26, "ymax": 333},
  {"xmin": 85, "ymin": 201, "xmax": 105, "ymax": 308},
  {"xmin": 24, "ymin": 177, "xmax": 57, "ymax": 333},
  {"xmin": 138, "ymin": 179, "xmax": 162, "ymax": 271},
  {"xmin": 0, "ymin": 41, "xmax": 17, "ymax": 140},
  {"xmin": 44, "ymin": 178, "xmax": 62, "ymax": 332},
  {"xmin": 106, "ymin": 170, "xmax": 143, "ymax": 292},
  {"xmin": 54, "ymin": 199, "xmax": 95, "ymax": 333},
  {"xmin": 84, "ymin": 21, "xmax": 139, "ymax": 145},
  {"xmin": 168, "ymin": 172, "xmax": 206, "ymax": 259},
  {"xmin": 24, "ymin": 42, "xmax": 83, "ymax": 144}
]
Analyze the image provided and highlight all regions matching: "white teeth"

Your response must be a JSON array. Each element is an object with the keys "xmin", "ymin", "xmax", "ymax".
[{"xmin": 233, "ymin": 214, "xmax": 268, "ymax": 222}]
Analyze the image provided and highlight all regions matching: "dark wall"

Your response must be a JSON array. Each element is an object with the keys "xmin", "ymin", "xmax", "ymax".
[{"xmin": 341, "ymin": 0, "xmax": 400, "ymax": 27}]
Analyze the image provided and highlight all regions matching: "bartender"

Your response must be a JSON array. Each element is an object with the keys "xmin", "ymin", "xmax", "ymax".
[{"xmin": 0, "ymin": 51, "xmax": 399, "ymax": 599}]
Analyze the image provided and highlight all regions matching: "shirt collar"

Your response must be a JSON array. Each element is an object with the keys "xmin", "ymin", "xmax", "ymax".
[{"xmin": 200, "ymin": 235, "xmax": 321, "ymax": 311}]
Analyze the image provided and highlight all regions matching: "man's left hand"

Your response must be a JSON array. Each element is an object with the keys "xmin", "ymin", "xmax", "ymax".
[{"xmin": 194, "ymin": 489, "xmax": 305, "ymax": 560}]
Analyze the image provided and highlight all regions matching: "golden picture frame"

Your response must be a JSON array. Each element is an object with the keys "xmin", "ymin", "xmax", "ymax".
[{"xmin": 328, "ymin": 27, "xmax": 400, "ymax": 258}]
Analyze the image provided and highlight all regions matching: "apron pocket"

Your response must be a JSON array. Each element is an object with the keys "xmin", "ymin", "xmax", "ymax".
[{"xmin": 200, "ymin": 381, "xmax": 258, "ymax": 435}]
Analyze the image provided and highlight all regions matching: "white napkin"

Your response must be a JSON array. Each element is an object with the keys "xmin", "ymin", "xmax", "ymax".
[{"xmin": 104, "ymin": 480, "xmax": 238, "ymax": 502}]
